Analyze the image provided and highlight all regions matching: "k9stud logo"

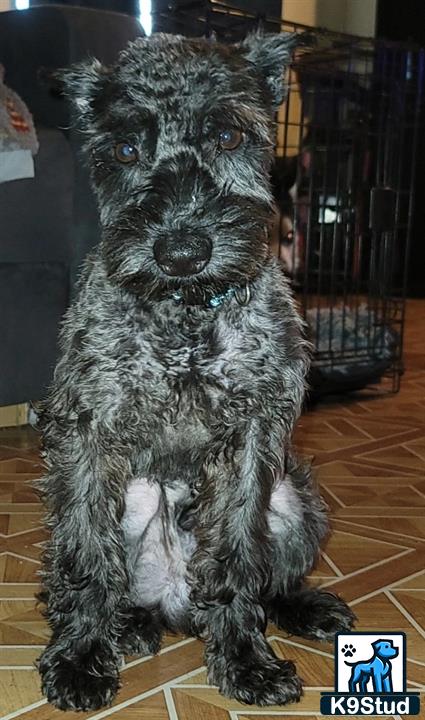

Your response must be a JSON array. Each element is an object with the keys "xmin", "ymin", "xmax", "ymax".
[
  {"xmin": 320, "ymin": 632, "xmax": 421, "ymax": 715},
  {"xmin": 337, "ymin": 632, "xmax": 404, "ymax": 693}
]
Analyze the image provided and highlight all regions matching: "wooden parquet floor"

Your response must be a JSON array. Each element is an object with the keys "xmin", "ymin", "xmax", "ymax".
[{"xmin": 0, "ymin": 300, "xmax": 424, "ymax": 719}]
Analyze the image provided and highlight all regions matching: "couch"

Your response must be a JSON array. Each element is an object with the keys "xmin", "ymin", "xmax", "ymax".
[{"xmin": 0, "ymin": 4, "xmax": 142, "ymax": 405}]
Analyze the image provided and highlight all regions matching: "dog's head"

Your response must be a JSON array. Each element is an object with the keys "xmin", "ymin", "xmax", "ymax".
[
  {"xmin": 372, "ymin": 640, "xmax": 399, "ymax": 659},
  {"xmin": 62, "ymin": 32, "xmax": 299, "ymax": 301}
]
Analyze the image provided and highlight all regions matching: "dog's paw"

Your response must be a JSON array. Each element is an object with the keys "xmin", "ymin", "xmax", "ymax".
[
  {"xmin": 269, "ymin": 588, "xmax": 356, "ymax": 643},
  {"xmin": 119, "ymin": 607, "xmax": 162, "ymax": 657},
  {"xmin": 210, "ymin": 651, "xmax": 303, "ymax": 706},
  {"xmin": 304, "ymin": 592, "xmax": 356, "ymax": 642},
  {"xmin": 38, "ymin": 641, "xmax": 120, "ymax": 711}
]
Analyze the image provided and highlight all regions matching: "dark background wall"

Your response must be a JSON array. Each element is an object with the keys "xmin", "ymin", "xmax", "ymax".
[
  {"xmin": 32, "ymin": 0, "xmax": 139, "ymax": 12},
  {"xmin": 377, "ymin": 0, "xmax": 425, "ymax": 296},
  {"xmin": 30, "ymin": 0, "xmax": 281, "ymax": 20},
  {"xmin": 28, "ymin": 1, "xmax": 281, "ymax": 36}
]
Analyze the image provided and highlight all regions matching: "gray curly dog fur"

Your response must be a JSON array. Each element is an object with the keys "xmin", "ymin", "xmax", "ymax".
[{"xmin": 37, "ymin": 32, "xmax": 355, "ymax": 711}]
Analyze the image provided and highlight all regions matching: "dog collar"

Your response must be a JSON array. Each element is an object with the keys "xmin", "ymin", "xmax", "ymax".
[{"xmin": 171, "ymin": 283, "xmax": 251, "ymax": 309}]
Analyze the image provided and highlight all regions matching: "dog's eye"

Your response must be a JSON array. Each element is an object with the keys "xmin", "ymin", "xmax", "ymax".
[
  {"xmin": 218, "ymin": 129, "xmax": 243, "ymax": 151},
  {"xmin": 114, "ymin": 142, "xmax": 138, "ymax": 164}
]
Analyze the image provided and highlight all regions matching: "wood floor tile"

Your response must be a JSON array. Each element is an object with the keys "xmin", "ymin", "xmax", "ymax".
[
  {"xmin": 0, "ymin": 647, "xmax": 41, "ymax": 668},
  {"xmin": 391, "ymin": 590, "xmax": 425, "ymax": 629},
  {"xmin": 0, "ymin": 670, "xmax": 43, "ymax": 715},
  {"xmin": 0, "ymin": 299, "xmax": 424, "ymax": 719},
  {"xmin": 323, "ymin": 530, "xmax": 409, "ymax": 574},
  {"xmin": 271, "ymin": 638, "xmax": 334, "ymax": 687},
  {"xmin": 323, "ymin": 548, "xmax": 425, "ymax": 601},
  {"xmin": 102, "ymin": 691, "xmax": 170, "ymax": 719},
  {"xmin": 0, "ymin": 460, "xmax": 42, "ymax": 474},
  {"xmin": 172, "ymin": 690, "xmax": 230, "ymax": 720},
  {"xmin": 392, "ymin": 572, "xmax": 425, "ymax": 589},
  {"xmin": 0, "ymin": 556, "xmax": 40, "ymax": 584},
  {"xmin": 351, "ymin": 593, "xmax": 425, "ymax": 664},
  {"xmin": 237, "ymin": 717, "xmax": 321, "ymax": 720}
]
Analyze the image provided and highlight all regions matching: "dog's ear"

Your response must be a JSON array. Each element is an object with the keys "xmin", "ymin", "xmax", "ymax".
[
  {"xmin": 241, "ymin": 31, "xmax": 302, "ymax": 109},
  {"xmin": 56, "ymin": 58, "xmax": 111, "ymax": 122}
]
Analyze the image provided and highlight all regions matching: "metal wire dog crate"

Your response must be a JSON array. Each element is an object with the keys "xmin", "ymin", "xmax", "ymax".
[
  {"xmin": 152, "ymin": 1, "xmax": 424, "ymax": 395},
  {"xmin": 274, "ymin": 26, "xmax": 424, "ymax": 395}
]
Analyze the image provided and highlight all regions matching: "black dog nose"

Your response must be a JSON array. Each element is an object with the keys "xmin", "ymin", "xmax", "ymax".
[{"xmin": 153, "ymin": 234, "xmax": 211, "ymax": 277}]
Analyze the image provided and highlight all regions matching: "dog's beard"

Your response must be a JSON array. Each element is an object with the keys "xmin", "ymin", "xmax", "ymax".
[
  {"xmin": 110, "ymin": 262, "xmax": 260, "ymax": 306},
  {"xmin": 101, "ymin": 197, "xmax": 272, "ymax": 305}
]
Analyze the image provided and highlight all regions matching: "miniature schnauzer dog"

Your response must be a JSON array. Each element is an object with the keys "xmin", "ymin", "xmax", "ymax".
[{"xmin": 37, "ymin": 32, "xmax": 355, "ymax": 712}]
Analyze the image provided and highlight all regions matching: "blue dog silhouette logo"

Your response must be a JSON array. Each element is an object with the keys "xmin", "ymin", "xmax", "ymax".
[
  {"xmin": 343, "ymin": 638, "xmax": 399, "ymax": 693},
  {"xmin": 320, "ymin": 632, "xmax": 421, "ymax": 714}
]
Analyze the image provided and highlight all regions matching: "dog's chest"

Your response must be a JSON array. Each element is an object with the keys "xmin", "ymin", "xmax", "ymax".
[
  {"xmin": 128, "ymin": 308, "xmax": 267, "ymax": 435},
  {"xmin": 136, "ymin": 313, "xmax": 261, "ymax": 399}
]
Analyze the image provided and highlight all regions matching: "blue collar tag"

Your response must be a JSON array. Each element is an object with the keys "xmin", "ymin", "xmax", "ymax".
[
  {"xmin": 171, "ymin": 283, "xmax": 250, "ymax": 308},
  {"xmin": 171, "ymin": 288, "xmax": 235, "ymax": 308}
]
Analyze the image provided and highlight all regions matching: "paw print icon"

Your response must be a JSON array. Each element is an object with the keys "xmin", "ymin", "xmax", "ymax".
[{"xmin": 341, "ymin": 644, "xmax": 356, "ymax": 658}]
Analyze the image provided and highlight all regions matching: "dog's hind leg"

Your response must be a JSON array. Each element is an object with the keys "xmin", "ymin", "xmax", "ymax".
[
  {"xmin": 266, "ymin": 461, "xmax": 355, "ymax": 642},
  {"xmin": 119, "ymin": 606, "xmax": 162, "ymax": 656},
  {"xmin": 267, "ymin": 586, "xmax": 356, "ymax": 642}
]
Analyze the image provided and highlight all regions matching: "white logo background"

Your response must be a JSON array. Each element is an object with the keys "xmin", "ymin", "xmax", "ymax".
[{"xmin": 336, "ymin": 633, "xmax": 405, "ymax": 693}]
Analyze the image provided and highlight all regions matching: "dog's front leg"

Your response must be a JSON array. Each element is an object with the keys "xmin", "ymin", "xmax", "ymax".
[
  {"xmin": 191, "ymin": 420, "xmax": 302, "ymax": 707},
  {"xmin": 37, "ymin": 425, "xmax": 130, "ymax": 711}
]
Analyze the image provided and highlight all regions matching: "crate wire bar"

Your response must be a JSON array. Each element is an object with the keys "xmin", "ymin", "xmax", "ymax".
[
  {"xmin": 277, "ymin": 29, "xmax": 424, "ymax": 394},
  {"xmin": 152, "ymin": 1, "xmax": 424, "ymax": 395}
]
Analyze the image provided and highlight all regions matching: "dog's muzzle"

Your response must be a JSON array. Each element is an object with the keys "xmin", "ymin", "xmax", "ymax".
[{"xmin": 153, "ymin": 232, "xmax": 212, "ymax": 277}]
